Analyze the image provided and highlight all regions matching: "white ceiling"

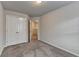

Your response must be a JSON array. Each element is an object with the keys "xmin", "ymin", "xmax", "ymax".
[{"xmin": 2, "ymin": 1, "xmax": 73, "ymax": 17}]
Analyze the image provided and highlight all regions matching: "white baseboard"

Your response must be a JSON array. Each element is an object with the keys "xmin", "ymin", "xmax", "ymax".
[
  {"xmin": 40, "ymin": 40, "xmax": 79, "ymax": 57},
  {"xmin": 0, "ymin": 46, "xmax": 4, "ymax": 56}
]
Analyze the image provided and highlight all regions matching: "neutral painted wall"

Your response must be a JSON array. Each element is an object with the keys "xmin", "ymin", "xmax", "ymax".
[
  {"xmin": 0, "ymin": 2, "xmax": 5, "ymax": 55},
  {"xmin": 40, "ymin": 2, "xmax": 79, "ymax": 56}
]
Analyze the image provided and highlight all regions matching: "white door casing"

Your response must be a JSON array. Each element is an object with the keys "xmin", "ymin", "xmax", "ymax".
[{"xmin": 6, "ymin": 14, "xmax": 28, "ymax": 46}]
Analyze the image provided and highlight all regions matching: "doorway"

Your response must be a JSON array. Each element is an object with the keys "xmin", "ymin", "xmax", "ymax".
[
  {"xmin": 29, "ymin": 20, "xmax": 39, "ymax": 42},
  {"xmin": 6, "ymin": 14, "xmax": 28, "ymax": 46}
]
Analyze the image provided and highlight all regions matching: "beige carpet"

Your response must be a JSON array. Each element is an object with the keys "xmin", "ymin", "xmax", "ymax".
[{"xmin": 1, "ymin": 40, "xmax": 76, "ymax": 57}]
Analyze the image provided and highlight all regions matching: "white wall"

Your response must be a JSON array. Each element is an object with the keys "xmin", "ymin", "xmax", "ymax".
[
  {"xmin": 40, "ymin": 2, "xmax": 79, "ymax": 56},
  {"xmin": 5, "ymin": 10, "xmax": 29, "ymax": 19},
  {"xmin": 0, "ymin": 2, "xmax": 5, "ymax": 55}
]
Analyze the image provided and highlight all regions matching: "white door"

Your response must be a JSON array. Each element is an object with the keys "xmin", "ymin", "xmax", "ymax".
[{"xmin": 6, "ymin": 14, "xmax": 28, "ymax": 46}]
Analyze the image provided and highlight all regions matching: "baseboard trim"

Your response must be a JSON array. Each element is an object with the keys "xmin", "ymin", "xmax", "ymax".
[
  {"xmin": 40, "ymin": 40, "xmax": 79, "ymax": 57},
  {"xmin": 5, "ymin": 42, "xmax": 28, "ymax": 48},
  {"xmin": 0, "ymin": 46, "xmax": 5, "ymax": 56}
]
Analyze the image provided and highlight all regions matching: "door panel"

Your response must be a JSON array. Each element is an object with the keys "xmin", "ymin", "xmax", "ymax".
[{"xmin": 6, "ymin": 14, "xmax": 28, "ymax": 46}]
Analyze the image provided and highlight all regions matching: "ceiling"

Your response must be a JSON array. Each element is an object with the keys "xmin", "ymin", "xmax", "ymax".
[{"xmin": 2, "ymin": 1, "xmax": 73, "ymax": 17}]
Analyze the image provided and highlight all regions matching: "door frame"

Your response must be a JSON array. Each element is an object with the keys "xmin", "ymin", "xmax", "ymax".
[{"xmin": 5, "ymin": 10, "xmax": 29, "ymax": 46}]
